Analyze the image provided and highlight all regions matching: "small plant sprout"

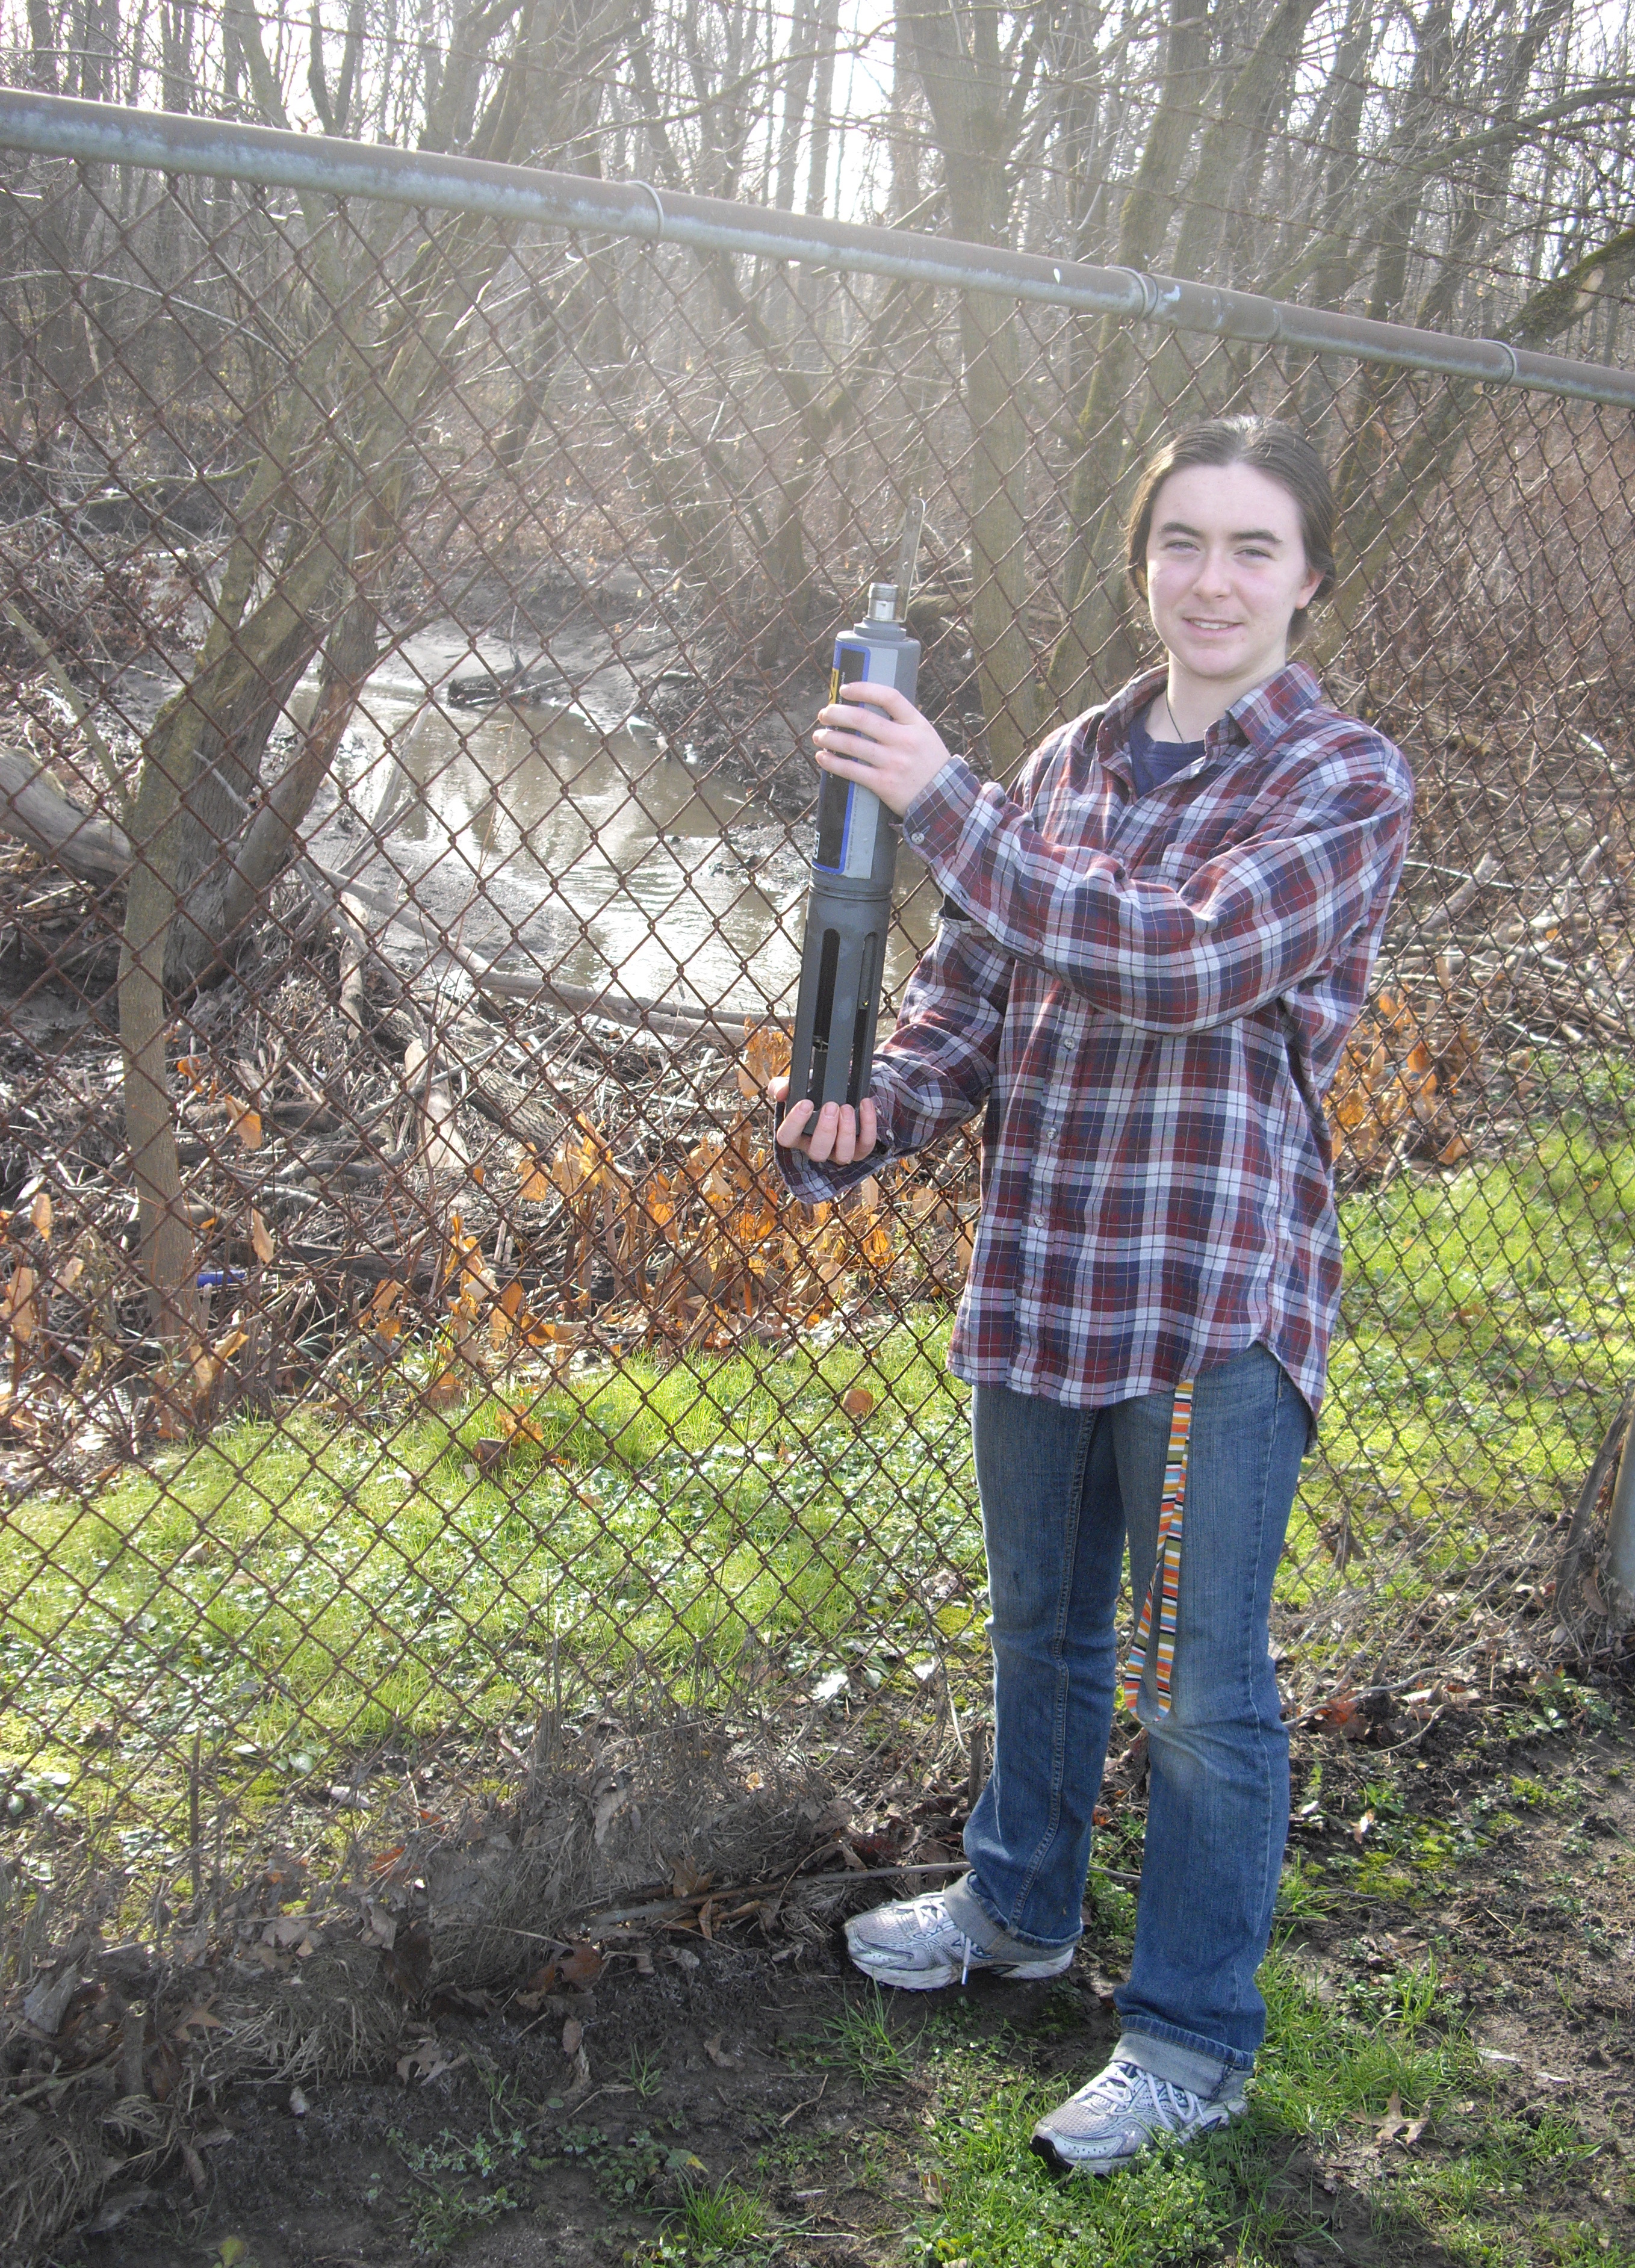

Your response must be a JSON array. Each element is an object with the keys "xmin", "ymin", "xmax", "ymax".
[
  {"xmin": 812, "ymin": 1984, "xmax": 916, "ymax": 2089},
  {"xmin": 675, "ymin": 2177, "xmax": 765, "ymax": 2250}
]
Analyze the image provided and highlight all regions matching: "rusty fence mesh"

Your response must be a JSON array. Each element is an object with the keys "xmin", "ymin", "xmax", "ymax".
[{"xmin": 2, "ymin": 117, "xmax": 1634, "ymax": 1958}]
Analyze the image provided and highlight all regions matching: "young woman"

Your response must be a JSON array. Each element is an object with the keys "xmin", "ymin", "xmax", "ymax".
[{"xmin": 772, "ymin": 418, "xmax": 1412, "ymax": 2175}]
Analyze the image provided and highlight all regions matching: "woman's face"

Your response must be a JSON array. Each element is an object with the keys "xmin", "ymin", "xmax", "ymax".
[{"xmin": 1143, "ymin": 461, "xmax": 1323, "ymax": 693}]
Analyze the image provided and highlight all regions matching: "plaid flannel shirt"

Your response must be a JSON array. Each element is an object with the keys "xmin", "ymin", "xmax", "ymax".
[{"xmin": 780, "ymin": 661, "xmax": 1413, "ymax": 1419}]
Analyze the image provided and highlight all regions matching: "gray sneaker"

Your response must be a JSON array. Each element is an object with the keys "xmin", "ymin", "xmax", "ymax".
[
  {"xmin": 1031, "ymin": 2056, "xmax": 1245, "ymax": 2175},
  {"xmin": 844, "ymin": 1889, "xmax": 1075, "ymax": 1992}
]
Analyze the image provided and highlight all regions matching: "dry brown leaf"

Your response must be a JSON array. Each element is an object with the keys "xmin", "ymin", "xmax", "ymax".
[
  {"xmin": 1376, "ymin": 2090, "xmax": 1426, "ymax": 2147},
  {"xmin": 739, "ymin": 1021, "xmax": 792, "ymax": 1098},
  {"xmin": 516, "ymin": 1147, "xmax": 554, "ymax": 1203},
  {"xmin": 28, "ymin": 1189, "xmax": 52, "ymax": 1241},
  {"xmin": 223, "ymin": 1095, "xmax": 262, "ymax": 1150},
  {"xmin": 250, "ymin": 1209, "xmax": 275, "ymax": 1265},
  {"xmin": 172, "ymin": 2002, "xmax": 224, "ymax": 2039},
  {"xmin": 592, "ymin": 1771, "xmax": 633, "ymax": 1845},
  {"xmin": 559, "ymin": 1941, "xmax": 605, "ymax": 1988},
  {"xmin": 424, "ymin": 1368, "xmax": 465, "ymax": 1410},
  {"xmin": 396, "ymin": 2037, "xmax": 464, "ymax": 2085},
  {"xmin": 262, "ymin": 1915, "xmax": 318, "ymax": 1955},
  {"xmin": 191, "ymin": 1327, "xmax": 248, "ymax": 1398},
  {"xmin": 2, "ymin": 1264, "xmax": 37, "ymax": 1343},
  {"xmin": 83, "ymin": 2187, "xmax": 154, "ymax": 2234},
  {"xmin": 521, "ymin": 1939, "xmax": 605, "ymax": 1999}
]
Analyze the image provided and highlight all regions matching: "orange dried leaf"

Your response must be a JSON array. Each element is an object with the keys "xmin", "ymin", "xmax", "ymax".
[
  {"xmin": 250, "ymin": 1209, "xmax": 275, "ymax": 1265},
  {"xmin": 861, "ymin": 1222, "xmax": 894, "ymax": 1270},
  {"xmin": 28, "ymin": 1190, "xmax": 52, "ymax": 1242},
  {"xmin": 740, "ymin": 1021, "xmax": 792, "ymax": 1099},
  {"xmin": 2, "ymin": 1265, "xmax": 39, "ymax": 1343},
  {"xmin": 558, "ymin": 1942, "xmax": 604, "ymax": 1988},
  {"xmin": 500, "ymin": 1402, "xmax": 547, "ymax": 1446},
  {"xmin": 223, "ymin": 1095, "xmax": 262, "ymax": 1150},
  {"xmin": 191, "ymin": 1326, "xmax": 248, "ymax": 1396}
]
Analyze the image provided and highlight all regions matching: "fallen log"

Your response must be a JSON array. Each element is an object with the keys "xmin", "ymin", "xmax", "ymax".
[
  {"xmin": 301, "ymin": 855, "xmax": 782, "ymax": 1055},
  {"xmin": 0, "ymin": 749, "xmax": 128, "ymax": 886}
]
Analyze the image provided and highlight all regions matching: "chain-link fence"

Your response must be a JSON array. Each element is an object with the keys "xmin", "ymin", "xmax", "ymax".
[{"xmin": 2, "ymin": 90, "xmax": 1634, "ymax": 1966}]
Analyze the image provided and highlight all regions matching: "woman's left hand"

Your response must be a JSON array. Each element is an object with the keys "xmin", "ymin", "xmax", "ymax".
[{"xmin": 813, "ymin": 681, "xmax": 955, "ymax": 818}]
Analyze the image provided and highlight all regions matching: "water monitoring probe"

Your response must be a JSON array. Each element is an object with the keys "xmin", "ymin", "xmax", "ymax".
[{"xmin": 788, "ymin": 504, "xmax": 924, "ymax": 1113}]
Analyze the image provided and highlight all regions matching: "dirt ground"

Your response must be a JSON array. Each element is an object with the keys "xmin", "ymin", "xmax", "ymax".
[{"xmin": 57, "ymin": 1665, "xmax": 1633, "ymax": 2268}]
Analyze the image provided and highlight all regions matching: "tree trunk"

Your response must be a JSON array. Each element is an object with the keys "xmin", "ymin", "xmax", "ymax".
[
  {"xmin": 904, "ymin": 0, "xmax": 1040, "ymax": 779},
  {"xmin": 1047, "ymin": 0, "xmax": 1212, "ymax": 714}
]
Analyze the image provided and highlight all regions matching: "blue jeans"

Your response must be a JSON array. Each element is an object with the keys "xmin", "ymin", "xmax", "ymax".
[{"xmin": 961, "ymin": 1343, "xmax": 1309, "ymax": 2086}]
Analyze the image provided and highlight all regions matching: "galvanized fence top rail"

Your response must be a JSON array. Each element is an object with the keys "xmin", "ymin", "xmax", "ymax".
[
  {"xmin": 4, "ymin": 87, "xmax": 1635, "ymax": 408},
  {"xmin": 1, "ymin": 91, "xmax": 1633, "ymax": 2254}
]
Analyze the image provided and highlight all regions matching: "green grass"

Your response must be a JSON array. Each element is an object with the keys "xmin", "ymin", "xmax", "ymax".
[
  {"xmin": 673, "ymin": 2178, "xmax": 766, "ymax": 2252},
  {"xmin": 1294, "ymin": 1114, "xmax": 1635, "ymax": 1611},
  {"xmin": 911, "ymin": 1944, "xmax": 1624, "ymax": 2268},
  {"xmin": 808, "ymin": 1984, "xmax": 921, "ymax": 2089},
  {"xmin": 1, "ymin": 1324, "xmax": 976, "ymax": 1876},
  {"xmin": 5, "ymin": 1105, "xmax": 1633, "ymax": 1900}
]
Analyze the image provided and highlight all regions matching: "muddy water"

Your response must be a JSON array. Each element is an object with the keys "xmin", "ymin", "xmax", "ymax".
[{"xmin": 316, "ymin": 637, "xmax": 940, "ymax": 1019}]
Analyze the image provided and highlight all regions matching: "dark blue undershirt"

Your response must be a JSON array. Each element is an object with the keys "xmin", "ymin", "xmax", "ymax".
[{"xmin": 1127, "ymin": 703, "xmax": 1207, "ymax": 798}]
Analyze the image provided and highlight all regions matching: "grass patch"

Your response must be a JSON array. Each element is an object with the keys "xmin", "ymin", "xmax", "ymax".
[
  {"xmin": 1296, "ymin": 1116, "xmax": 1635, "ymax": 1613},
  {"xmin": 807, "ymin": 1984, "xmax": 920, "ymax": 2090},
  {"xmin": 912, "ymin": 1942, "xmax": 1624, "ymax": 2267},
  {"xmin": 5, "ymin": 1109, "xmax": 1634, "ymax": 1904}
]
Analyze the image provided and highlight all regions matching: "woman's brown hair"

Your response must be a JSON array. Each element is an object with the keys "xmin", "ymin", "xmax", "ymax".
[{"xmin": 1125, "ymin": 417, "xmax": 1336, "ymax": 643}]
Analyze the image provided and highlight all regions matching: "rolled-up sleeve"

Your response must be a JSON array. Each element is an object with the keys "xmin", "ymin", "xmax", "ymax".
[{"xmin": 902, "ymin": 746, "xmax": 1412, "ymax": 1036}]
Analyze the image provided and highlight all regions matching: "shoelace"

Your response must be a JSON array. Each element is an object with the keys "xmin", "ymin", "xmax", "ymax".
[
  {"xmin": 1085, "ymin": 2064, "xmax": 1207, "ymax": 2135},
  {"xmin": 901, "ymin": 1900, "xmax": 981, "ymax": 1984}
]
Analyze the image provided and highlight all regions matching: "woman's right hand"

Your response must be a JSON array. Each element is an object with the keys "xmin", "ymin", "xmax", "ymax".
[{"xmin": 769, "ymin": 1074, "xmax": 878, "ymax": 1165}]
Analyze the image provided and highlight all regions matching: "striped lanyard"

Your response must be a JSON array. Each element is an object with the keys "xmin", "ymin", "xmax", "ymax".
[{"xmin": 1122, "ymin": 1378, "xmax": 1194, "ymax": 1719}]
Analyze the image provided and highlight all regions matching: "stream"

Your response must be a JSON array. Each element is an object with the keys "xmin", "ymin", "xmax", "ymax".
[{"xmin": 301, "ymin": 627, "xmax": 941, "ymax": 1021}]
